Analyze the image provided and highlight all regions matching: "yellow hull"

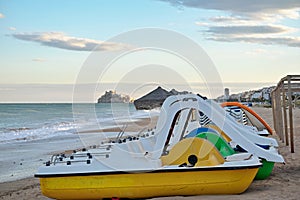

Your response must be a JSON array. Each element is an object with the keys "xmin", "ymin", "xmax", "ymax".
[{"xmin": 39, "ymin": 167, "xmax": 258, "ymax": 199}]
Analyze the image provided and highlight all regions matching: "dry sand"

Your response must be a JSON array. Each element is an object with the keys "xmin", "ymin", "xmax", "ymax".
[{"xmin": 0, "ymin": 107, "xmax": 299, "ymax": 200}]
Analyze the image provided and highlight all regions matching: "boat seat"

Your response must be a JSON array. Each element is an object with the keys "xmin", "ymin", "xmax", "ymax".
[
  {"xmin": 161, "ymin": 137, "xmax": 225, "ymax": 167},
  {"xmin": 225, "ymin": 153, "xmax": 253, "ymax": 161},
  {"xmin": 124, "ymin": 136, "xmax": 156, "ymax": 157},
  {"xmin": 257, "ymin": 129, "xmax": 270, "ymax": 136}
]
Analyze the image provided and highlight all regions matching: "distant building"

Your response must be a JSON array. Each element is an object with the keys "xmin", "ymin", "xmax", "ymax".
[
  {"xmin": 216, "ymin": 85, "xmax": 275, "ymax": 103},
  {"xmin": 250, "ymin": 91, "xmax": 262, "ymax": 101},
  {"xmin": 224, "ymin": 88, "xmax": 230, "ymax": 100},
  {"xmin": 230, "ymin": 93, "xmax": 241, "ymax": 101}
]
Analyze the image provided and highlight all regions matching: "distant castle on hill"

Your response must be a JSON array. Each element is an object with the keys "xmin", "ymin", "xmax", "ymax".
[{"xmin": 97, "ymin": 90, "xmax": 132, "ymax": 103}]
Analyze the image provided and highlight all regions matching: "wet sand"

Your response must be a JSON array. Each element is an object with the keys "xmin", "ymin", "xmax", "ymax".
[{"xmin": 0, "ymin": 107, "xmax": 299, "ymax": 200}]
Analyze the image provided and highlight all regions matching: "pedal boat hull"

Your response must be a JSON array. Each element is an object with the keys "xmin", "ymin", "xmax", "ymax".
[{"xmin": 36, "ymin": 166, "xmax": 259, "ymax": 199}]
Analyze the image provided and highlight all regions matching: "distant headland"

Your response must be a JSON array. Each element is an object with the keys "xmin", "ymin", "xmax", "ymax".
[{"xmin": 133, "ymin": 86, "xmax": 192, "ymax": 110}]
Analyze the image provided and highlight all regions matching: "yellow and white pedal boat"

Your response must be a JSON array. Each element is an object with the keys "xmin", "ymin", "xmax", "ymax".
[
  {"xmin": 35, "ymin": 94, "xmax": 272, "ymax": 199},
  {"xmin": 35, "ymin": 137, "xmax": 261, "ymax": 199}
]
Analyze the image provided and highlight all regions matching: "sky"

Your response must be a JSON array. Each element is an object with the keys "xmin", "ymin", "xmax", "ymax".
[{"xmin": 0, "ymin": 0, "xmax": 299, "ymax": 102}]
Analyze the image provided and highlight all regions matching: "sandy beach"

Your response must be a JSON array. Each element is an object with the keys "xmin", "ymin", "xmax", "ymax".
[{"xmin": 0, "ymin": 107, "xmax": 299, "ymax": 200}]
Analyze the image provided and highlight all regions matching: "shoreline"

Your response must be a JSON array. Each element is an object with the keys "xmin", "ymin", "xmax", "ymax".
[
  {"xmin": 78, "ymin": 116, "xmax": 158, "ymax": 133},
  {"xmin": 1, "ymin": 107, "xmax": 299, "ymax": 199}
]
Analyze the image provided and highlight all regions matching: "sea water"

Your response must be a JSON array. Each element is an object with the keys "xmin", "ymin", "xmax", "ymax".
[
  {"xmin": 0, "ymin": 103, "xmax": 157, "ymax": 144},
  {"xmin": 0, "ymin": 103, "xmax": 159, "ymax": 182}
]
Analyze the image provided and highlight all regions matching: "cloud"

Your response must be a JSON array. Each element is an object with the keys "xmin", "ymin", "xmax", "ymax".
[
  {"xmin": 208, "ymin": 36, "xmax": 300, "ymax": 48},
  {"xmin": 159, "ymin": 0, "xmax": 300, "ymax": 20},
  {"xmin": 207, "ymin": 16, "xmax": 260, "ymax": 25},
  {"xmin": 32, "ymin": 58, "xmax": 46, "ymax": 62},
  {"xmin": 8, "ymin": 27, "xmax": 17, "ymax": 31},
  {"xmin": 209, "ymin": 16, "xmax": 246, "ymax": 23},
  {"xmin": 206, "ymin": 25, "xmax": 295, "ymax": 36},
  {"xmin": 200, "ymin": 24, "xmax": 299, "ymax": 47},
  {"xmin": 12, "ymin": 32, "xmax": 132, "ymax": 51},
  {"xmin": 194, "ymin": 21, "xmax": 209, "ymax": 26},
  {"xmin": 0, "ymin": 13, "xmax": 5, "ymax": 18}
]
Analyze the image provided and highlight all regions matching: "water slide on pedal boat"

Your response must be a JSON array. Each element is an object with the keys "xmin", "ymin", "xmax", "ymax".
[
  {"xmin": 221, "ymin": 101, "xmax": 273, "ymax": 135},
  {"xmin": 156, "ymin": 95, "xmax": 283, "ymax": 180},
  {"xmin": 219, "ymin": 101, "xmax": 278, "ymax": 179}
]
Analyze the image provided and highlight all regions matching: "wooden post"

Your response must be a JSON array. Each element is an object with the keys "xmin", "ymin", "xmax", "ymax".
[
  {"xmin": 287, "ymin": 76, "xmax": 294, "ymax": 153},
  {"xmin": 275, "ymin": 88, "xmax": 284, "ymax": 141},
  {"xmin": 272, "ymin": 75, "xmax": 300, "ymax": 153},
  {"xmin": 281, "ymin": 83, "xmax": 289, "ymax": 145},
  {"xmin": 273, "ymin": 90, "xmax": 281, "ymax": 140},
  {"xmin": 271, "ymin": 91, "xmax": 279, "ymax": 138}
]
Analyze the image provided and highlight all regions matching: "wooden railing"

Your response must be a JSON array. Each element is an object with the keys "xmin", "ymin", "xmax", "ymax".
[{"xmin": 271, "ymin": 75, "xmax": 300, "ymax": 153}]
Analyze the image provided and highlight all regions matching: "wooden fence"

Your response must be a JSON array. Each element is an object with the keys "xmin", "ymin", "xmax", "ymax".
[{"xmin": 271, "ymin": 75, "xmax": 300, "ymax": 153}]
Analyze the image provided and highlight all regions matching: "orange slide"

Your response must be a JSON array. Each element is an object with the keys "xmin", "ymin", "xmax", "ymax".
[{"xmin": 221, "ymin": 102, "xmax": 273, "ymax": 135}]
